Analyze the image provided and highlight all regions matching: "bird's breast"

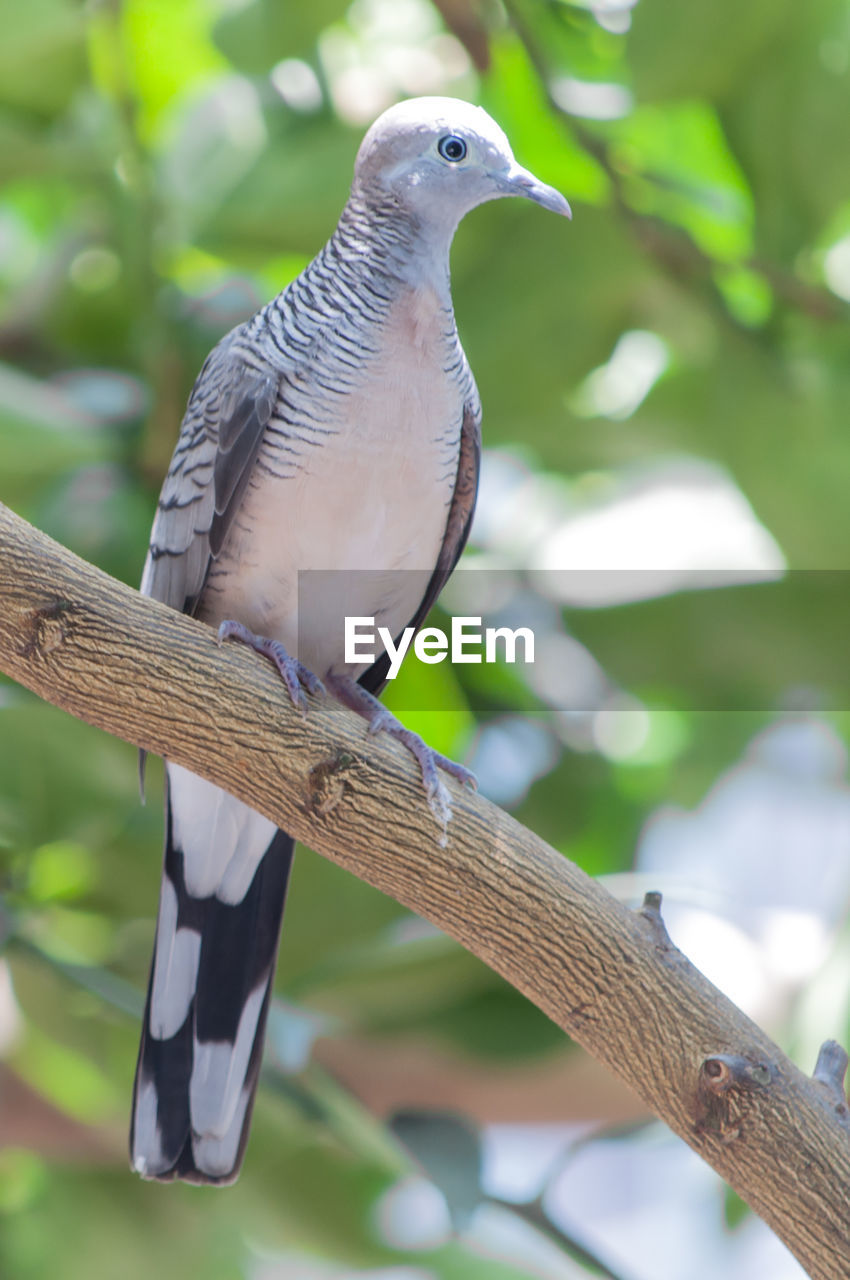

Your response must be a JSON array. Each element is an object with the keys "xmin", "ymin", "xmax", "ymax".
[{"xmin": 204, "ymin": 283, "xmax": 466, "ymax": 674}]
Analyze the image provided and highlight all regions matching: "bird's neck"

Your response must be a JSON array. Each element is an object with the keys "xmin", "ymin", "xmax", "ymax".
[{"xmin": 330, "ymin": 188, "xmax": 455, "ymax": 302}]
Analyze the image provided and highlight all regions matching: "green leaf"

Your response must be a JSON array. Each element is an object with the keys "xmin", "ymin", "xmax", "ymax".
[
  {"xmin": 213, "ymin": 0, "xmax": 343, "ymax": 71},
  {"xmin": 120, "ymin": 0, "xmax": 230, "ymax": 140},
  {"xmin": 26, "ymin": 841, "xmax": 95, "ymax": 904},
  {"xmin": 0, "ymin": 0, "xmax": 87, "ymax": 117},
  {"xmin": 390, "ymin": 1108, "xmax": 484, "ymax": 1231},
  {"xmin": 11, "ymin": 1023, "xmax": 121, "ymax": 1122},
  {"xmin": 291, "ymin": 930, "xmax": 492, "ymax": 1030},
  {"xmin": 724, "ymin": 1185, "xmax": 750, "ymax": 1230},
  {"xmin": 612, "ymin": 100, "xmax": 754, "ymax": 261}
]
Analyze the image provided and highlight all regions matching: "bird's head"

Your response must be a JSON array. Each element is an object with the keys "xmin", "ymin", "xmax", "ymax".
[{"xmin": 352, "ymin": 96, "xmax": 571, "ymax": 232}]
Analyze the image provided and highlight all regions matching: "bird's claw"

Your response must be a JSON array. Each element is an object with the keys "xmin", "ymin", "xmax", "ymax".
[
  {"xmin": 217, "ymin": 620, "xmax": 325, "ymax": 715},
  {"xmin": 429, "ymin": 753, "xmax": 477, "ymax": 792},
  {"xmin": 359, "ymin": 698, "xmax": 476, "ymax": 829}
]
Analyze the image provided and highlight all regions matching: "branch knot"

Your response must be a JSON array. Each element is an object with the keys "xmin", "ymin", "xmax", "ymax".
[
  {"xmin": 695, "ymin": 1053, "xmax": 773, "ymax": 1143},
  {"xmin": 21, "ymin": 599, "xmax": 73, "ymax": 660}
]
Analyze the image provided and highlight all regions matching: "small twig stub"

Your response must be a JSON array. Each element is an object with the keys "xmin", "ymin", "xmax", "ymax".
[
  {"xmin": 813, "ymin": 1040, "xmax": 850, "ymax": 1124},
  {"xmin": 638, "ymin": 889, "xmax": 674, "ymax": 950}
]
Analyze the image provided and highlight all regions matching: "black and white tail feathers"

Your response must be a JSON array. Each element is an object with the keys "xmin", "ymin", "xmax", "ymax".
[{"xmin": 131, "ymin": 766, "xmax": 293, "ymax": 1184}]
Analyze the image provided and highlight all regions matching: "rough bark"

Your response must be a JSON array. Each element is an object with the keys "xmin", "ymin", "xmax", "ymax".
[{"xmin": 0, "ymin": 500, "xmax": 848, "ymax": 1278}]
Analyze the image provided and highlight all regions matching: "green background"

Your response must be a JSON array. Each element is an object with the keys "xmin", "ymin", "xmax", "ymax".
[{"xmin": 2, "ymin": 0, "xmax": 850, "ymax": 1275}]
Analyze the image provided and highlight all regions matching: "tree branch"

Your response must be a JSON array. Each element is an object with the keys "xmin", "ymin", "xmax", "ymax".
[{"xmin": 0, "ymin": 500, "xmax": 848, "ymax": 1277}]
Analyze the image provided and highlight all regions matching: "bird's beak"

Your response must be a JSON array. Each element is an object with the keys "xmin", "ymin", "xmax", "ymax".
[{"xmin": 499, "ymin": 163, "xmax": 572, "ymax": 218}]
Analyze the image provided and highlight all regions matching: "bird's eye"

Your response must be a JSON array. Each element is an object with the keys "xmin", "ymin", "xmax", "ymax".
[{"xmin": 437, "ymin": 135, "xmax": 467, "ymax": 163}]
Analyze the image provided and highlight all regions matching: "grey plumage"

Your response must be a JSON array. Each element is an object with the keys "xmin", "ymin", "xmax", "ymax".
[{"xmin": 132, "ymin": 96, "xmax": 569, "ymax": 1184}]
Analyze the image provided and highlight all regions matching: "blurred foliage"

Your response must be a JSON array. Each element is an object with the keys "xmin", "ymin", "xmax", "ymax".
[{"xmin": 2, "ymin": 0, "xmax": 850, "ymax": 1276}]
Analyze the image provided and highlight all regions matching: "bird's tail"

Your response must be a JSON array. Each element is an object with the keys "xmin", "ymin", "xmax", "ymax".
[{"xmin": 130, "ymin": 769, "xmax": 294, "ymax": 1184}]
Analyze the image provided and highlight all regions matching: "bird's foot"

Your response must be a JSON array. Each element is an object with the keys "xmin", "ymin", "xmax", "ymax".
[
  {"xmin": 217, "ymin": 620, "xmax": 325, "ymax": 715},
  {"xmin": 326, "ymin": 674, "xmax": 476, "ymax": 836}
]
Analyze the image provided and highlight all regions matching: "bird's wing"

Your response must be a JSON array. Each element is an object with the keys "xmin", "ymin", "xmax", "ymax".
[
  {"xmin": 141, "ymin": 332, "xmax": 279, "ymax": 616},
  {"xmin": 360, "ymin": 396, "xmax": 481, "ymax": 696},
  {"xmin": 134, "ymin": 330, "xmax": 293, "ymax": 1184}
]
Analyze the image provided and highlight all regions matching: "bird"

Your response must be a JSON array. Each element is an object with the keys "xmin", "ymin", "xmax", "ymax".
[{"xmin": 130, "ymin": 95, "xmax": 570, "ymax": 1185}]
